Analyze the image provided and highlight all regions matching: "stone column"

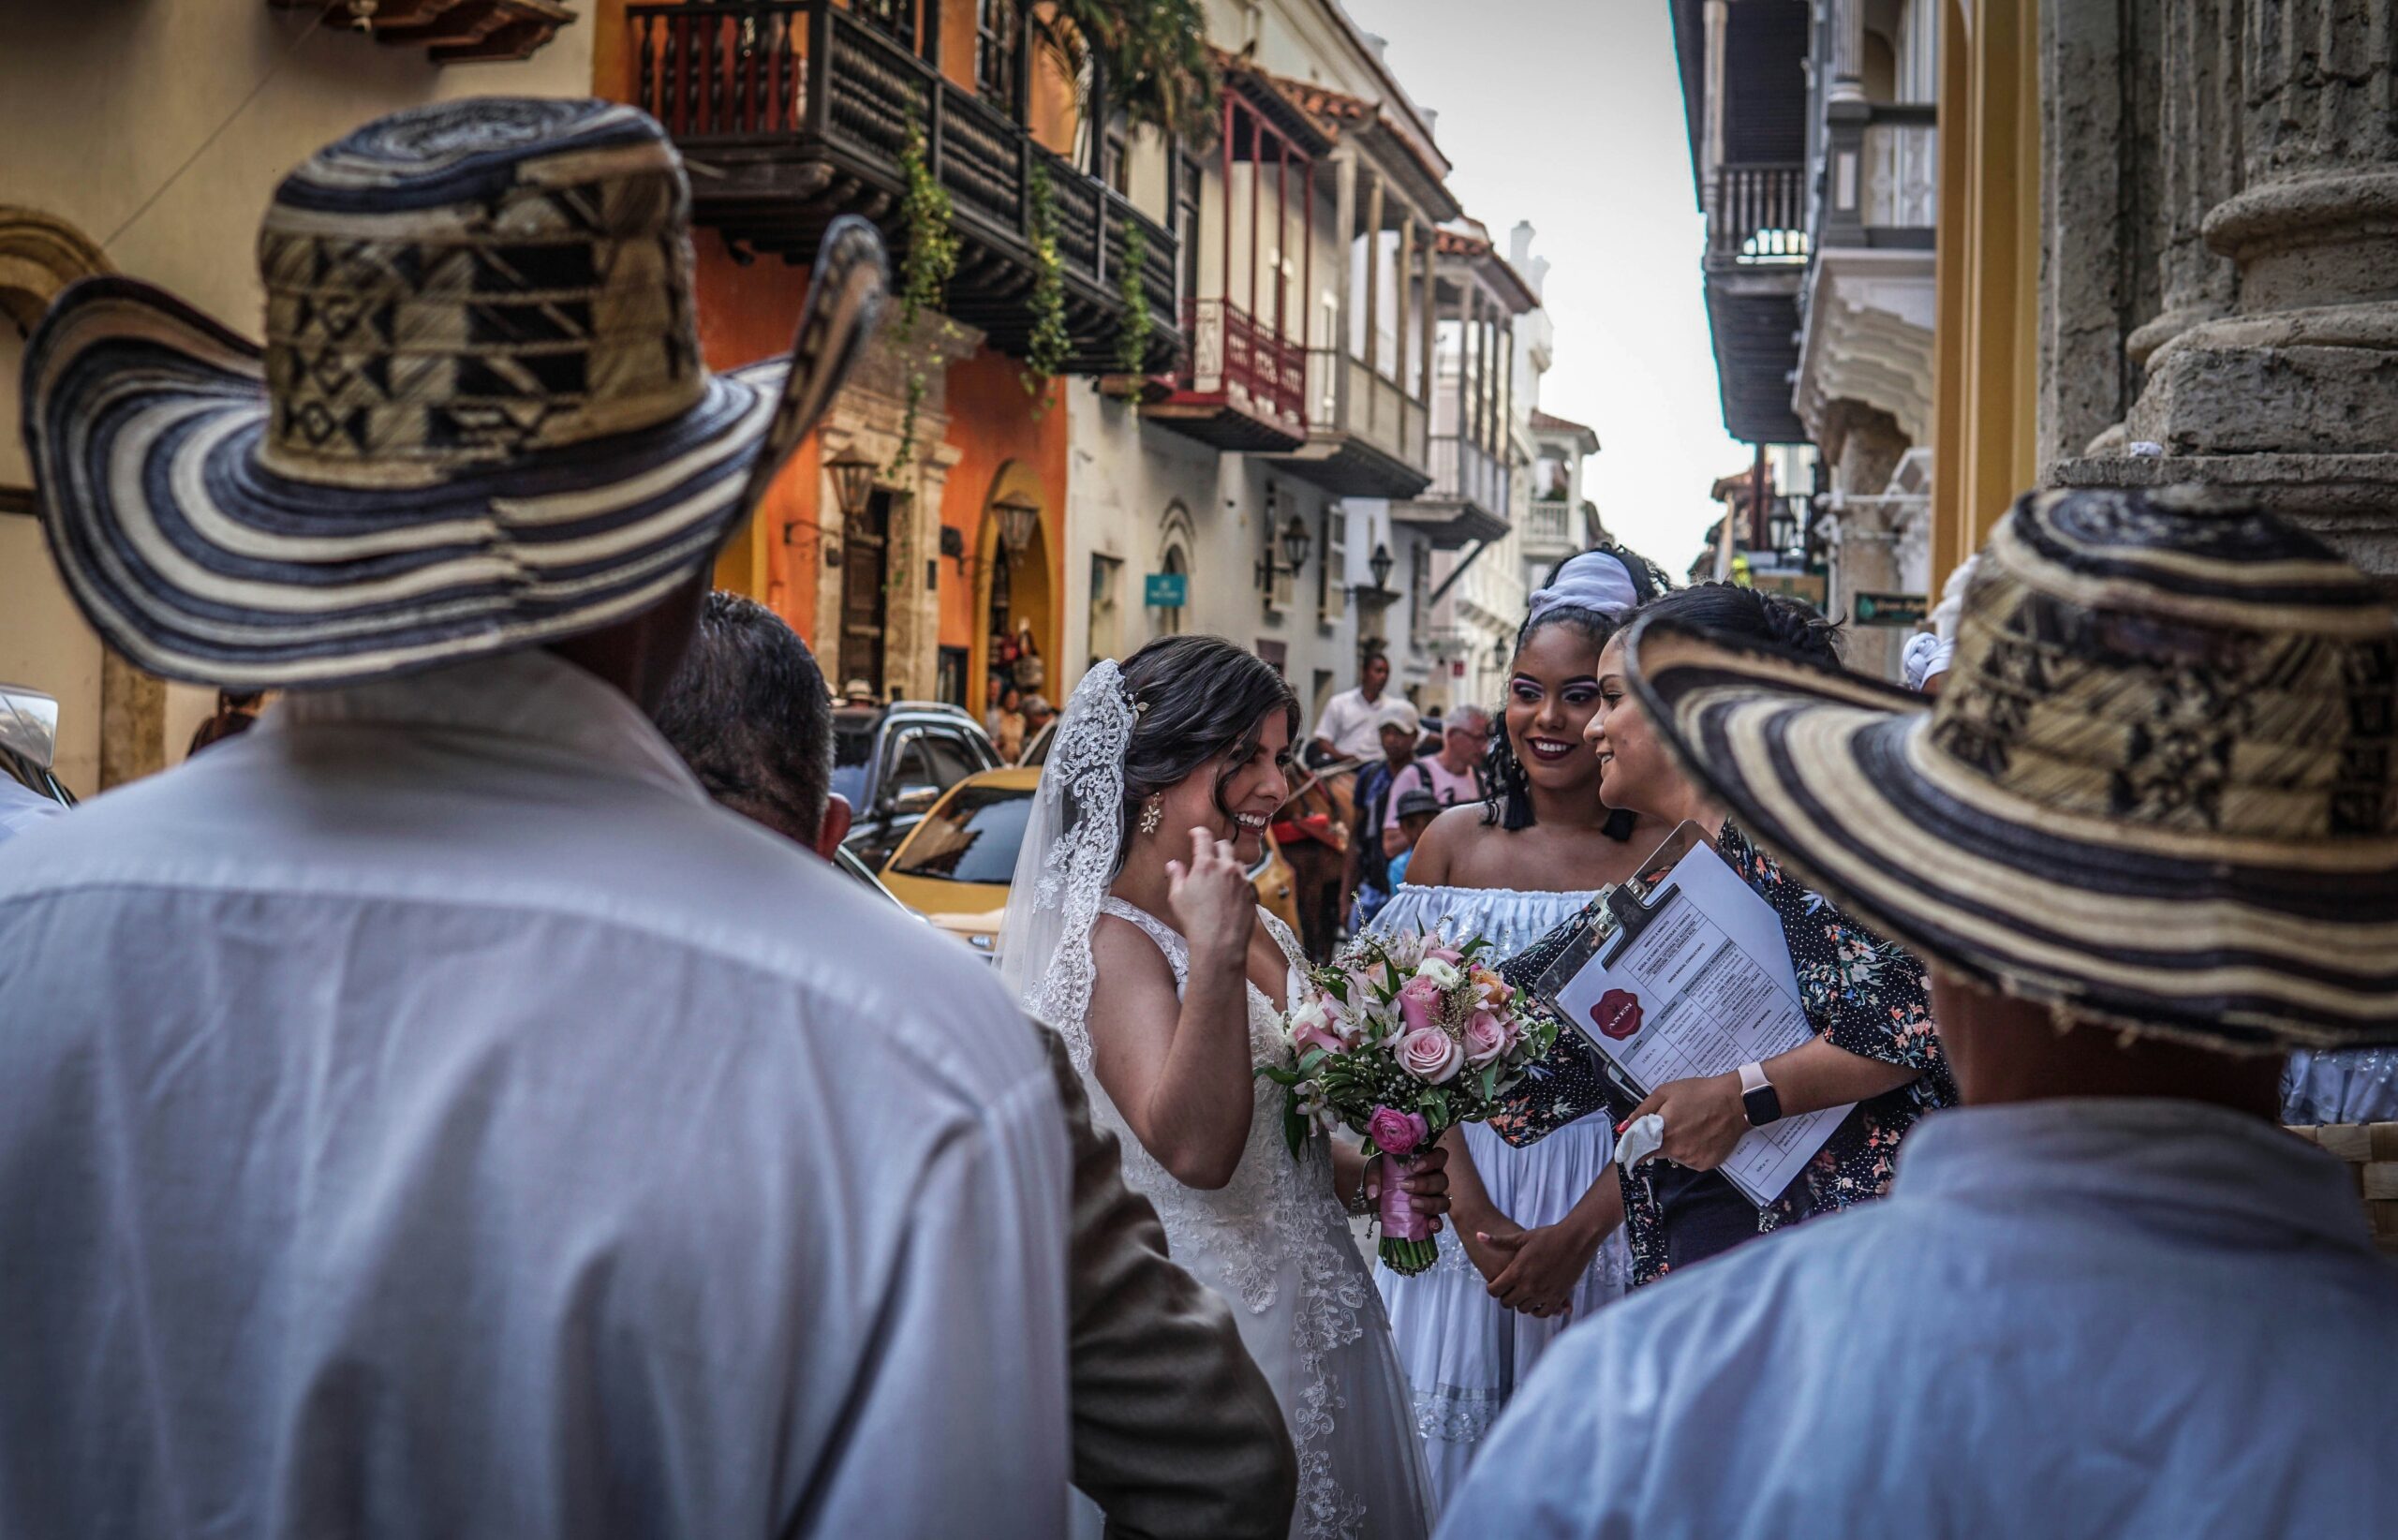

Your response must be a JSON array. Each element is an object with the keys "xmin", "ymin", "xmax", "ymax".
[
  {"xmin": 2056, "ymin": 0, "xmax": 2398, "ymax": 573},
  {"xmin": 1822, "ymin": 401, "xmax": 1910, "ymax": 682},
  {"xmin": 2123, "ymin": 0, "xmax": 2242, "ymax": 370}
]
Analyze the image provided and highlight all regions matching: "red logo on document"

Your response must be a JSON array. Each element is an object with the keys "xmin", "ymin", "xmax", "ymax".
[{"xmin": 1591, "ymin": 989, "xmax": 1643, "ymax": 1041}]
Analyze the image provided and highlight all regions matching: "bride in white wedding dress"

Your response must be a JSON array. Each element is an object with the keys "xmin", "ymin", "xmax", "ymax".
[{"xmin": 1000, "ymin": 635, "xmax": 1439, "ymax": 1540}]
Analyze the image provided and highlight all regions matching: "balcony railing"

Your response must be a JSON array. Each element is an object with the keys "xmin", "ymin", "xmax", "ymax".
[
  {"xmin": 626, "ymin": 0, "xmax": 1178, "ymax": 373},
  {"xmin": 1295, "ymin": 351, "xmax": 1428, "ymax": 467},
  {"xmin": 1428, "ymin": 434, "xmax": 1508, "ymax": 513},
  {"xmin": 1521, "ymin": 499, "xmax": 1575, "ymax": 551},
  {"xmin": 1863, "ymin": 120, "xmax": 1938, "ymax": 229},
  {"xmin": 1182, "ymin": 299, "xmax": 1306, "ymax": 434},
  {"xmin": 1709, "ymin": 162, "xmax": 1810, "ymax": 265}
]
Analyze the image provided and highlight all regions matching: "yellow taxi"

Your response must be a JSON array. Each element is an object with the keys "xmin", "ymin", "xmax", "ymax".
[{"xmin": 878, "ymin": 765, "xmax": 1303, "ymax": 964}]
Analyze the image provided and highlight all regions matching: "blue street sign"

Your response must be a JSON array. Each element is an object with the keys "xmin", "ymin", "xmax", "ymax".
[{"xmin": 1145, "ymin": 571, "xmax": 1189, "ymax": 607}]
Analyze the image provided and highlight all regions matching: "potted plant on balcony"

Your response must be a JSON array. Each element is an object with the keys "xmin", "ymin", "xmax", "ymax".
[
  {"xmin": 889, "ymin": 104, "xmax": 959, "ymax": 475},
  {"xmin": 1097, "ymin": 221, "xmax": 1167, "ymax": 406}
]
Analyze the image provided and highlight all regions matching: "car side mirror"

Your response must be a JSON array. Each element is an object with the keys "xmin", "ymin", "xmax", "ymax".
[{"xmin": 890, "ymin": 784, "xmax": 940, "ymax": 816}]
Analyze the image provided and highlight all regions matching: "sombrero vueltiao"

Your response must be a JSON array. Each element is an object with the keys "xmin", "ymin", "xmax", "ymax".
[
  {"xmin": 21, "ymin": 97, "xmax": 885, "ymax": 689},
  {"xmin": 1626, "ymin": 487, "xmax": 2398, "ymax": 1053}
]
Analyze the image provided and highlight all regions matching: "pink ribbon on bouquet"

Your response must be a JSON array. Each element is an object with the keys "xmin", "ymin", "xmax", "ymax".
[{"xmin": 1367, "ymin": 1105, "xmax": 1433, "ymax": 1242}]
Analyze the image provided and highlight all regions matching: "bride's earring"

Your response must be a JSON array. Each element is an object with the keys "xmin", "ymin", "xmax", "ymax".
[{"xmin": 1139, "ymin": 796, "xmax": 1163, "ymax": 837}]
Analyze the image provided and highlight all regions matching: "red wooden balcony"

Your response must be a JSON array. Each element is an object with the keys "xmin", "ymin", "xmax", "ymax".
[{"xmin": 625, "ymin": 0, "xmax": 1180, "ymax": 375}]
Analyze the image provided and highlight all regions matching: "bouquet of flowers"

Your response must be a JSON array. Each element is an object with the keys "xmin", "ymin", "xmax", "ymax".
[{"xmin": 1257, "ymin": 927, "xmax": 1557, "ymax": 1274}]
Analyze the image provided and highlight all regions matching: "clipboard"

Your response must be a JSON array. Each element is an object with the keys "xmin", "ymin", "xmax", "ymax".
[
  {"xmin": 1526, "ymin": 821, "xmax": 1708, "ymax": 1007},
  {"xmin": 1529, "ymin": 821, "xmax": 1851, "ymax": 1208}
]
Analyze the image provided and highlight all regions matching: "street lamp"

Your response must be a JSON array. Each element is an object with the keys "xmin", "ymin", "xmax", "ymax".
[
  {"xmin": 1368, "ymin": 541, "xmax": 1395, "ymax": 592},
  {"xmin": 991, "ymin": 495, "xmax": 1042, "ymax": 558},
  {"xmin": 824, "ymin": 444, "xmax": 881, "ymax": 521},
  {"xmin": 1279, "ymin": 514, "xmax": 1314, "ymax": 575}
]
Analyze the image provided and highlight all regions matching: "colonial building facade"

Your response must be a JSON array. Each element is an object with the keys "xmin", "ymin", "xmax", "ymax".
[
  {"xmin": 0, "ymin": 1, "xmax": 588, "ymax": 794},
  {"xmin": 1670, "ymin": 0, "xmax": 1941, "ymax": 678}
]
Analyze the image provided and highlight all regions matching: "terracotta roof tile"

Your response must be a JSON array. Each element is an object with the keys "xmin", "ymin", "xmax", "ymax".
[{"xmin": 1530, "ymin": 407, "xmax": 1593, "ymax": 435}]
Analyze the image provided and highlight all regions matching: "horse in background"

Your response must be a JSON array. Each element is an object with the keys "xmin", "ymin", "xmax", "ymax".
[{"xmin": 1274, "ymin": 762, "xmax": 1356, "ymax": 964}]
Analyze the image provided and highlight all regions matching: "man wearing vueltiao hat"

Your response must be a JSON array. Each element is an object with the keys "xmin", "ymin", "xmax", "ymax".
[
  {"xmin": 0, "ymin": 99, "xmax": 1286, "ymax": 1539},
  {"xmin": 1443, "ymin": 488, "xmax": 2398, "ymax": 1536}
]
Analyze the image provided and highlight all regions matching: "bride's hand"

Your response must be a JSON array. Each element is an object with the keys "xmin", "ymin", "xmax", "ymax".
[{"xmin": 1166, "ymin": 825, "xmax": 1255, "ymax": 964}]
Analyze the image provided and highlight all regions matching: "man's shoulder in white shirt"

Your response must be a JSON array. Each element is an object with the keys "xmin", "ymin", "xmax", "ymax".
[
  {"xmin": 0, "ymin": 656, "xmax": 1072, "ymax": 1535},
  {"xmin": 1443, "ymin": 1107, "xmax": 2398, "ymax": 1539}
]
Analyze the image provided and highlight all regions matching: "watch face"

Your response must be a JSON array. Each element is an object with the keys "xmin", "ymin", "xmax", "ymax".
[{"xmin": 1743, "ymin": 1086, "xmax": 1781, "ymax": 1127}]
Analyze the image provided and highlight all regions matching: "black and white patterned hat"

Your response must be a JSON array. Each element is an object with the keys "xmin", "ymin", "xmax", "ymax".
[
  {"xmin": 1626, "ymin": 487, "xmax": 2398, "ymax": 1052},
  {"xmin": 20, "ymin": 97, "xmax": 884, "ymax": 688}
]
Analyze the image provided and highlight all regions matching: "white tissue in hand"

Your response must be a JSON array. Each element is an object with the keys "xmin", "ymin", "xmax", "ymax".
[{"xmin": 1615, "ymin": 1113, "xmax": 1665, "ymax": 1170}]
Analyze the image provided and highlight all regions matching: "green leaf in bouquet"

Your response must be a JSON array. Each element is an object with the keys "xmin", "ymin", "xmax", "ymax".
[
  {"xmin": 1321, "ymin": 972, "xmax": 1349, "ymax": 1005},
  {"xmin": 1479, "ymin": 1063, "xmax": 1500, "ymax": 1102},
  {"xmin": 1284, "ymin": 1103, "xmax": 1308, "ymax": 1158},
  {"xmin": 1255, "ymin": 1063, "xmax": 1300, "ymax": 1087},
  {"xmin": 1295, "ymin": 1047, "xmax": 1328, "ymax": 1075}
]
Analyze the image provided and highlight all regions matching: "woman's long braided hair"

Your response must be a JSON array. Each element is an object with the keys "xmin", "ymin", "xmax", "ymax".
[{"xmin": 1481, "ymin": 545, "xmax": 1672, "ymax": 837}]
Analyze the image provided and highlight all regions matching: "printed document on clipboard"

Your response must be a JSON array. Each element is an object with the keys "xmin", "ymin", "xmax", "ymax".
[{"xmin": 1532, "ymin": 822, "xmax": 1851, "ymax": 1207}]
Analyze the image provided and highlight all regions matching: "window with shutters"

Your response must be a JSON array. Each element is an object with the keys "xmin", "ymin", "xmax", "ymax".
[{"xmin": 1319, "ymin": 506, "xmax": 1348, "ymax": 625}]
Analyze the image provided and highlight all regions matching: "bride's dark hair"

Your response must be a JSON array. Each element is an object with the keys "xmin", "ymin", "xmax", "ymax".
[{"xmin": 1112, "ymin": 634, "xmax": 1300, "ymax": 868}]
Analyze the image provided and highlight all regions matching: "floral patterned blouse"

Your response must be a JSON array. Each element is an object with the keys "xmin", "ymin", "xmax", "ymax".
[{"xmin": 1491, "ymin": 819, "xmax": 1957, "ymax": 1287}]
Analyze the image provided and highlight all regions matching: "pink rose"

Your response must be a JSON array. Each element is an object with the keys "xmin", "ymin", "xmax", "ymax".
[
  {"xmin": 1398, "ymin": 1027, "xmax": 1462, "ymax": 1084},
  {"xmin": 1462, "ymin": 1010, "xmax": 1509, "ymax": 1067},
  {"xmin": 1365, "ymin": 1104, "xmax": 1431, "ymax": 1157},
  {"xmin": 1396, "ymin": 974, "xmax": 1445, "ymax": 1034}
]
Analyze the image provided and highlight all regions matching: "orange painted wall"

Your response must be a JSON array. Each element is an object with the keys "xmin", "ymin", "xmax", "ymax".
[
  {"xmin": 591, "ymin": 0, "xmax": 1087, "ymax": 693},
  {"xmin": 688, "ymin": 238, "xmax": 822, "ymax": 633},
  {"xmin": 941, "ymin": 351, "xmax": 1068, "ymax": 711}
]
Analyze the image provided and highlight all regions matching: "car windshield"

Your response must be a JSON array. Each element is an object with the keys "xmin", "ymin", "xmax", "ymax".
[
  {"xmin": 887, "ymin": 783, "xmax": 1033, "ymax": 883},
  {"xmin": 830, "ymin": 715, "xmax": 876, "ymax": 805}
]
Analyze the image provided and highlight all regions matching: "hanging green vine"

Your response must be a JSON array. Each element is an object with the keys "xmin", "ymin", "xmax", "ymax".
[
  {"xmin": 890, "ymin": 102, "xmax": 958, "ymax": 475},
  {"xmin": 1113, "ymin": 219, "xmax": 1151, "ymax": 378},
  {"xmin": 1022, "ymin": 157, "xmax": 1071, "ymax": 410}
]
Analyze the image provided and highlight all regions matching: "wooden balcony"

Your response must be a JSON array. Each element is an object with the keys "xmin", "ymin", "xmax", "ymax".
[
  {"xmin": 1265, "ymin": 349, "xmax": 1432, "ymax": 499},
  {"xmin": 626, "ymin": 1, "xmax": 1179, "ymax": 375},
  {"xmin": 271, "ymin": 0, "xmax": 575, "ymax": 62},
  {"xmin": 1393, "ymin": 434, "xmax": 1509, "ymax": 550},
  {"xmin": 1145, "ymin": 299, "xmax": 1308, "ymax": 452},
  {"xmin": 1703, "ymin": 159, "xmax": 1808, "ymax": 443}
]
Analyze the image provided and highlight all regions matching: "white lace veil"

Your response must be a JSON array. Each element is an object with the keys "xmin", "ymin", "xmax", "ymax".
[{"xmin": 998, "ymin": 658, "xmax": 1136, "ymax": 1073}]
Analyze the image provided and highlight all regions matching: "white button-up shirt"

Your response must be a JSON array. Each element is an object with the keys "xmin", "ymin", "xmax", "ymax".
[
  {"xmin": 1312, "ymin": 688, "xmax": 1390, "ymax": 762},
  {"xmin": 1443, "ymin": 1098, "xmax": 2398, "ymax": 1538},
  {"xmin": 0, "ymin": 649, "xmax": 1071, "ymax": 1538},
  {"xmin": 0, "ymin": 774, "xmax": 63, "ymax": 847}
]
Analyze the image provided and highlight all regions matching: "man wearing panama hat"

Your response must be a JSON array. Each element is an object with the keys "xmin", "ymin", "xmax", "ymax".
[
  {"xmin": 1443, "ymin": 488, "xmax": 2398, "ymax": 1536},
  {"xmin": 0, "ymin": 99, "xmax": 1081, "ymax": 1536}
]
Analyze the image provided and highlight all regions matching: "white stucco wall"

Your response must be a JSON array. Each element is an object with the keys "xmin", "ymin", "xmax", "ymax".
[
  {"xmin": 1063, "ymin": 388, "xmax": 1371, "ymax": 729},
  {"xmin": 0, "ymin": 2, "xmax": 595, "ymax": 792}
]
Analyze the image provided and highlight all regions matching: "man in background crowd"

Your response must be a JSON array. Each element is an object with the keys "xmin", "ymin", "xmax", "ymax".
[
  {"xmin": 1381, "ymin": 703, "xmax": 1489, "ymax": 860},
  {"xmin": 1347, "ymin": 698, "xmax": 1420, "ymax": 927},
  {"xmin": 185, "ymin": 689, "xmax": 264, "ymax": 758},
  {"xmin": 1310, "ymin": 649, "xmax": 1394, "ymax": 765}
]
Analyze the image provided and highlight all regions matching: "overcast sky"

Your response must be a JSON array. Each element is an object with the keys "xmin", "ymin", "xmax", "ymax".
[{"xmin": 1346, "ymin": 0, "xmax": 1744, "ymax": 572}]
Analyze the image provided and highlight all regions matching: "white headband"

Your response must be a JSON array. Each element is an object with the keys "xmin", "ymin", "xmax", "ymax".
[{"xmin": 1528, "ymin": 551, "xmax": 1639, "ymax": 625}]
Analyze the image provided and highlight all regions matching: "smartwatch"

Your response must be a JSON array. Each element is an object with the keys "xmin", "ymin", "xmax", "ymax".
[{"xmin": 1738, "ymin": 1060, "xmax": 1783, "ymax": 1127}]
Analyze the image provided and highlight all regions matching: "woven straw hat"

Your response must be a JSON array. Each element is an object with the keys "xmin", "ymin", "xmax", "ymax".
[
  {"xmin": 20, "ymin": 97, "xmax": 885, "ymax": 689},
  {"xmin": 1626, "ymin": 487, "xmax": 2398, "ymax": 1052}
]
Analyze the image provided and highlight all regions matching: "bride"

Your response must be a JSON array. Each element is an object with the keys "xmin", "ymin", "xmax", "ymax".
[{"xmin": 1001, "ymin": 634, "xmax": 1440, "ymax": 1540}]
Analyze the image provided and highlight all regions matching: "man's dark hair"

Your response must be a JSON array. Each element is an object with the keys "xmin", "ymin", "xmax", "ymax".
[{"xmin": 655, "ymin": 591, "xmax": 835, "ymax": 843}]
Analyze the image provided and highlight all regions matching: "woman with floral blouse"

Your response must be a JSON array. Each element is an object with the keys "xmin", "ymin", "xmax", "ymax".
[{"xmin": 1488, "ymin": 585, "xmax": 1957, "ymax": 1287}]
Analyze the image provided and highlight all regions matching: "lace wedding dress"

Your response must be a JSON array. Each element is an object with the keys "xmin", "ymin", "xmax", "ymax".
[
  {"xmin": 1368, "ymin": 884, "xmax": 1633, "ymax": 1511},
  {"xmin": 1000, "ymin": 661, "xmax": 1431, "ymax": 1540}
]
